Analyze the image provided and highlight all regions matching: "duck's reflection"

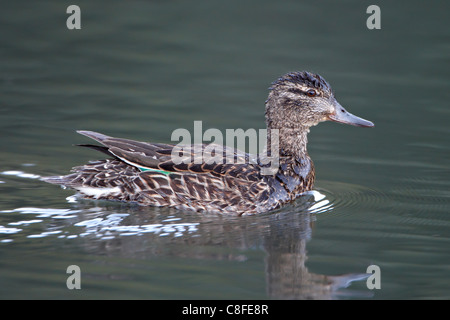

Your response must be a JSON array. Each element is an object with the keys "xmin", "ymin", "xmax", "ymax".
[
  {"xmin": 72, "ymin": 192, "xmax": 368, "ymax": 299},
  {"xmin": 262, "ymin": 205, "xmax": 368, "ymax": 299}
]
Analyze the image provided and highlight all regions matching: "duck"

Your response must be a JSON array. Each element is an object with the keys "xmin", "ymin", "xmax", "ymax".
[{"xmin": 42, "ymin": 71, "xmax": 374, "ymax": 215}]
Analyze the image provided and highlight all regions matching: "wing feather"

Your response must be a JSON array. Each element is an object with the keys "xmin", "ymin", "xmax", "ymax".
[{"xmin": 77, "ymin": 130, "xmax": 264, "ymax": 183}]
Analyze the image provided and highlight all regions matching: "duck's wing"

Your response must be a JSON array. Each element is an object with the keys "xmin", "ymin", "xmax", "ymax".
[
  {"xmin": 76, "ymin": 130, "xmax": 261, "ymax": 181},
  {"xmin": 77, "ymin": 130, "xmax": 173, "ymax": 171}
]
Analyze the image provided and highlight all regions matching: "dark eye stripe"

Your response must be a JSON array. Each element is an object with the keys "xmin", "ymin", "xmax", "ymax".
[
  {"xmin": 287, "ymin": 88, "xmax": 304, "ymax": 95},
  {"xmin": 288, "ymin": 88, "xmax": 319, "ymax": 97}
]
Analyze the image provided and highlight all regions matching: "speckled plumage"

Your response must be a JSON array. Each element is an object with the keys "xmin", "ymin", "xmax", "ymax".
[{"xmin": 42, "ymin": 71, "xmax": 373, "ymax": 215}]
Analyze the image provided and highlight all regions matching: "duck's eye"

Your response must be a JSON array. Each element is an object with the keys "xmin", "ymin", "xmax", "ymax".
[{"xmin": 306, "ymin": 89, "xmax": 317, "ymax": 97}]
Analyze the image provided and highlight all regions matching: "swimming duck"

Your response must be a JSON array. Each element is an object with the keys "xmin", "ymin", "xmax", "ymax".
[{"xmin": 42, "ymin": 71, "xmax": 374, "ymax": 215}]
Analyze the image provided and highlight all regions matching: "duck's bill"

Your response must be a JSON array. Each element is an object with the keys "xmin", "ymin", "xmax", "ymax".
[{"xmin": 328, "ymin": 103, "xmax": 374, "ymax": 128}]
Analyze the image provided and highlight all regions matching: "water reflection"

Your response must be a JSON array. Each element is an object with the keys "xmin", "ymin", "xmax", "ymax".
[
  {"xmin": 1, "ymin": 190, "xmax": 369, "ymax": 299},
  {"xmin": 262, "ymin": 207, "xmax": 369, "ymax": 299}
]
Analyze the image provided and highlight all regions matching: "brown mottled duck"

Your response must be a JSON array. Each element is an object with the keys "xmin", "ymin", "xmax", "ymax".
[{"xmin": 42, "ymin": 71, "xmax": 374, "ymax": 215}]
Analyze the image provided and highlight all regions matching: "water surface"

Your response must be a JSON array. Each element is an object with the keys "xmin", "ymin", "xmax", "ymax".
[{"xmin": 0, "ymin": 0, "xmax": 449, "ymax": 299}]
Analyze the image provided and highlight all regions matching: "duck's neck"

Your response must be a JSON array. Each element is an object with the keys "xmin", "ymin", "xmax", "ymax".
[
  {"xmin": 267, "ymin": 127, "xmax": 310, "ymax": 161},
  {"xmin": 266, "ymin": 126, "xmax": 315, "ymax": 192}
]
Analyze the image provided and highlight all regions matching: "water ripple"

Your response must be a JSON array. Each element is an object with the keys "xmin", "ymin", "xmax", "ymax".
[
  {"xmin": 1, "ymin": 170, "xmax": 40, "ymax": 179},
  {"xmin": 314, "ymin": 181, "xmax": 388, "ymax": 214},
  {"xmin": 0, "ymin": 205, "xmax": 200, "ymax": 243}
]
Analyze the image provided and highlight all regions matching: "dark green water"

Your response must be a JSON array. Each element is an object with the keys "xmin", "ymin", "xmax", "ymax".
[{"xmin": 1, "ymin": 1, "xmax": 449, "ymax": 299}]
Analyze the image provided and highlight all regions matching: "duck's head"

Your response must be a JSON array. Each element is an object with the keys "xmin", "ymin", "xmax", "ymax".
[{"xmin": 265, "ymin": 71, "xmax": 374, "ymax": 130}]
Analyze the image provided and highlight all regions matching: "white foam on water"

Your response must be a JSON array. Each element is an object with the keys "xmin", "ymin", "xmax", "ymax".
[
  {"xmin": 0, "ymin": 225, "xmax": 22, "ymax": 234},
  {"xmin": 1, "ymin": 170, "xmax": 40, "ymax": 179}
]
